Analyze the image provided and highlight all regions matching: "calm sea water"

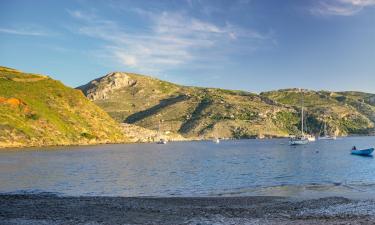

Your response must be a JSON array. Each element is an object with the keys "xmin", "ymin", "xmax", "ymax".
[{"xmin": 1, "ymin": 137, "xmax": 375, "ymax": 198}]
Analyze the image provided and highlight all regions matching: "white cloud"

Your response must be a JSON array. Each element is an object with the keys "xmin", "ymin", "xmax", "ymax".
[
  {"xmin": 68, "ymin": 9, "xmax": 271, "ymax": 73},
  {"xmin": 0, "ymin": 27, "xmax": 50, "ymax": 36},
  {"xmin": 311, "ymin": 0, "xmax": 375, "ymax": 16},
  {"xmin": 342, "ymin": 0, "xmax": 375, "ymax": 6},
  {"xmin": 114, "ymin": 52, "xmax": 137, "ymax": 67}
]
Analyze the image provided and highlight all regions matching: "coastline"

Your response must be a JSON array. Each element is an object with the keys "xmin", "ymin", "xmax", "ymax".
[
  {"xmin": 0, "ymin": 138, "xmax": 202, "ymax": 150},
  {"xmin": 0, "ymin": 133, "xmax": 373, "ymax": 150},
  {"xmin": 0, "ymin": 136, "xmax": 260, "ymax": 150},
  {"xmin": 1, "ymin": 194, "xmax": 375, "ymax": 224}
]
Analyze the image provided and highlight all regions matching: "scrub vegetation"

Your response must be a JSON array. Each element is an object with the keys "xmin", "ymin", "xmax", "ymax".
[
  {"xmin": 0, "ymin": 66, "xmax": 128, "ymax": 148},
  {"xmin": 80, "ymin": 73, "xmax": 375, "ymax": 139}
]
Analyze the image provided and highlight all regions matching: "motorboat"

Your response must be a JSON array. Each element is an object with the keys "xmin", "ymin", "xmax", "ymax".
[{"xmin": 351, "ymin": 147, "xmax": 374, "ymax": 156}]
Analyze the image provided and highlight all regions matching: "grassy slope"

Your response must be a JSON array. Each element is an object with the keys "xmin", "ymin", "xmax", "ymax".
[
  {"xmin": 80, "ymin": 74, "xmax": 375, "ymax": 138},
  {"xmin": 0, "ymin": 66, "xmax": 127, "ymax": 148},
  {"xmin": 261, "ymin": 89, "xmax": 375, "ymax": 135},
  {"xmin": 79, "ymin": 73, "xmax": 299, "ymax": 139}
]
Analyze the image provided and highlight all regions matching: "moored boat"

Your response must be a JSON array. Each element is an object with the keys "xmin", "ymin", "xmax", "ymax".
[
  {"xmin": 319, "ymin": 136, "xmax": 337, "ymax": 140},
  {"xmin": 156, "ymin": 119, "xmax": 167, "ymax": 144},
  {"xmin": 289, "ymin": 89, "xmax": 310, "ymax": 146},
  {"xmin": 351, "ymin": 148, "xmax": 374, "ymax": 156},
  {"xmin": 289, "ymin": 136, "xmax": 309, "ymax": 145},
  {"xmin": 318, "ymin": 122, "xmax": 336, "ymax": 140},
  {"xmin": 157, "ymin": 138, "xmax": 168, "ymax": 144},
  {"xmin": 306, "ymin": 135, "xmax": 316, "ymax": 142}
]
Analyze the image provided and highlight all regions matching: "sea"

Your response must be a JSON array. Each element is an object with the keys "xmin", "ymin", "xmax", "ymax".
[{"xmin": 1, "ymin": 137, "xmax": 375, "ymax": 199}]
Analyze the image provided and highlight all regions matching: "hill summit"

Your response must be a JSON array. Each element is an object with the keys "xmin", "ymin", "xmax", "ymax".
[{"xmin": 78, "ymin": 72, "xmax": 137, "ymax": 100}]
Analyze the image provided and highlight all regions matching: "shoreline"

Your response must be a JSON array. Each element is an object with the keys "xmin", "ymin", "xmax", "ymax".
[
  {"xmin": 1, "ymin": 194, "xmax": 375, "ymax": 224},
  {"xmin": 1, "ymin": 134, "xmax": 374, "ymax": 150},
  {"xmin": 0, "ymin": 137, "xmax": 268, "ymax": 150}
]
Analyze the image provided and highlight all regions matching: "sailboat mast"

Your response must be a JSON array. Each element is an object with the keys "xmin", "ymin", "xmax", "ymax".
[
  {"xmin": 301, "ymin": 90, "xmax": 304, "ymax": 136},
  {"xmin": 158, "ymin": 118, "xmax": 162, "ymax": 139},
  {"xmin": 324, "ymin": 122, "xmax": 327, "ymax": 136},
  {"xmin": 301, "ymin": 106, "xmax": 304, "ymax": 135}
]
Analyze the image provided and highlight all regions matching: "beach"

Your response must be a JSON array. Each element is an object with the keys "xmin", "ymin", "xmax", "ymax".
[{"xmin": 1, "ymin": 194, "xmax": 375, "ymax": 225}]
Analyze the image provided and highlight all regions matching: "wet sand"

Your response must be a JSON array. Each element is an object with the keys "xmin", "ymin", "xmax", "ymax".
[{"xmin": 1, "ymin": 194, "xmax": 375, "ymax": 224}]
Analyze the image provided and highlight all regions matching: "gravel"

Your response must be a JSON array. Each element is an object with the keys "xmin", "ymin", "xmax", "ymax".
[{"xmin": 1, "ymin": 194, "xmax": 375, "ymax": 225}]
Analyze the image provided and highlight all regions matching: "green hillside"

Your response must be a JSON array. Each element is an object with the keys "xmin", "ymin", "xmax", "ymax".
[
  {"xmin": 261, "ymin": 89, "xmax": 375, "ymax": 135},
  {"xmin": 79, "ymin": 73, "xmax": 375, "ymax": 139},
  {"xmin": 78, "ymin": 72, "xmax": 302, "ymax": 139},
  {"xmin": 0, "ymin": 66, "xmax": 128, "ymax": 148}
]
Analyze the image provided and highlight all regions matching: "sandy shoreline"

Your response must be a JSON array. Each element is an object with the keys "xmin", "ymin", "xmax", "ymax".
[{"xmin": 1, "ymin": 194, "xmax": 375, "ymax": 224}]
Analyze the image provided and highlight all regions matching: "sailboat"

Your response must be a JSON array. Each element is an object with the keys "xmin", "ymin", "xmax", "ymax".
[
  {"xmin": 318, "ymin": 121, "xmax": 336, "ymax": 140},
  {"xmin": 212, "ymin": 129, "xmax": 220, "ymax": 143},
  {"xmin": 306, "ymin": 135, "xmax": 316, "ymax": 142},
  {"xmin": 156, "ymin": 119, "xmax": 168, "ymax": 144},
  {"xmin": 290, "ymin": 90, "xmax": 309, "ymax": 145},
  {"xmin": 302, "ymin": 108, "xmax": 316, "ymax": 142}
]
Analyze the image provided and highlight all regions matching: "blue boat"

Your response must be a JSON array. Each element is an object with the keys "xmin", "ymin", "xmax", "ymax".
[{"xmin": 351, "ymin": 148, "xmax": 374, "ymax": 156}]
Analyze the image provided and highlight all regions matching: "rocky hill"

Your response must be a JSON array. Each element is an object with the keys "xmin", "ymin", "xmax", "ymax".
[
  {"xmin": 78, "ymin": 72, "xmax": 296, "ymax": 139},
  {"xmin": 0, "ymin": 66, "xmax": 129, "ymax": 148},
  {"xmin": 78, "ymin": 72, "xmax": 375, "ymax": 139},
  {"xmin": 261, "ymin": 89, "xmax": 375, "ymax": 135}
]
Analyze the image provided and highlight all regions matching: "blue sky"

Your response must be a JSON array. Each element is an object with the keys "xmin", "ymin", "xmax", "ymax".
[{"xmin": 0, "ymin": 0, "xmax": 375, "ymax": 93}]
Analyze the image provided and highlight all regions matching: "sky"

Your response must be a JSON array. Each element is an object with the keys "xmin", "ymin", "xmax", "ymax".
[{"xmin": 0, "ymin": 0, "xmax": 375, "ymax": 93}]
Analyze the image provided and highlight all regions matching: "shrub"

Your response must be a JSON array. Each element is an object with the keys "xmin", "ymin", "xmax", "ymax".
[
  {"xmin": 80, "ymin": 132, "xmax": 96, "ymax": 139},
  {"xmin": 26, "ymin": 113, "xmax": 40, "ymax": 120}
]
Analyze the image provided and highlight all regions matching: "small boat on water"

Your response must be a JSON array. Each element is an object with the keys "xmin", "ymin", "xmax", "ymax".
[
  {"xmin": 351, "ymin": 148, "xmax": 374, "ymax": 156},
  {"xmin": 213, "ymin": 138, "xmax": 220, "ymax": 144},
  {"xmin": 290, "ymin": 136, "xmax": 309, "ymax": 145},
  {"xmin": 157, "ymin": 138, "xmax": 168, "ymax": 144},
  {"xmin": 318, "ymin": 122, "xmax": 336, "ymax": 140},
  {"xmin": 289, "ymin": 90, "xmax": 310, "ymax": 146},
  {"xmin": 306, "ymin": 135, "xmax": 316, "ymax": 142},
  {"xmin": 156, "ymin": 119, "xmax": 167, "ymax": 144},
  {"xmin": 319, "ymin": 136, "xmax": 337, "ymax": 140}
]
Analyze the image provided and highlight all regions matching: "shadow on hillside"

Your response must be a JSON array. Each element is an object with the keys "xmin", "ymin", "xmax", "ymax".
[
  {"xmin": 178, "ymin": 98, "xmax": 213, "ymax": 134},
  {"xmin": 125, "ymin": 95, "xmax": 189, "ymax": 123}
]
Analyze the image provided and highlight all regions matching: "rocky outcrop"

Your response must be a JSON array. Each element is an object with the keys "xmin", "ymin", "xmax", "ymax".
[
  {"xmin": 121, "ymin": 123, "xmax": 188, "ymax": 143},
  {"xmin": 78, "ymin": 72, "xmax": 137, "ymax": 100}
]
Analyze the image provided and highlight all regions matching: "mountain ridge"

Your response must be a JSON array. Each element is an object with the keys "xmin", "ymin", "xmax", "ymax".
[{"xmin": 78, "ymin": 71, "xmax": 375, "ymax": 139}]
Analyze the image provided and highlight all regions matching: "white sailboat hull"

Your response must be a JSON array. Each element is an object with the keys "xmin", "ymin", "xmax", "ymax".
[
  {"xmin": 318, "ymin": 136, "xmax": 336, "ymax": 140},
  {"xmin": 319, "ymin": 122, "xmax": 335, "ymax": 140},
  {"xmin": 307, "ymin": 136, "xmax": 316, "ymax": 142},
  {"xmin": 289, "ymin": 138, "xmax": 309, "ymax": 145},
  {"xmin": 290, "ymin": 140, "xmax": 309, "ymax": 145}
]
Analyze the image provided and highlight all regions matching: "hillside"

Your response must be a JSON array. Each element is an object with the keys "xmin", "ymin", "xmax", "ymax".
[
  {"xmin": 261, "ymin": 89, "xmax": 375, "ymax": 136},
  {"xmin": 0, "ymin": 66, "xmax": 129, "ymax": 148},
  {"xmin": 78, "ymin": 73, "xmax": 375, "ymax": 139},
  {"xmin": 78, "ymin": 72, "xmax": 301, "ymax": 139}
]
